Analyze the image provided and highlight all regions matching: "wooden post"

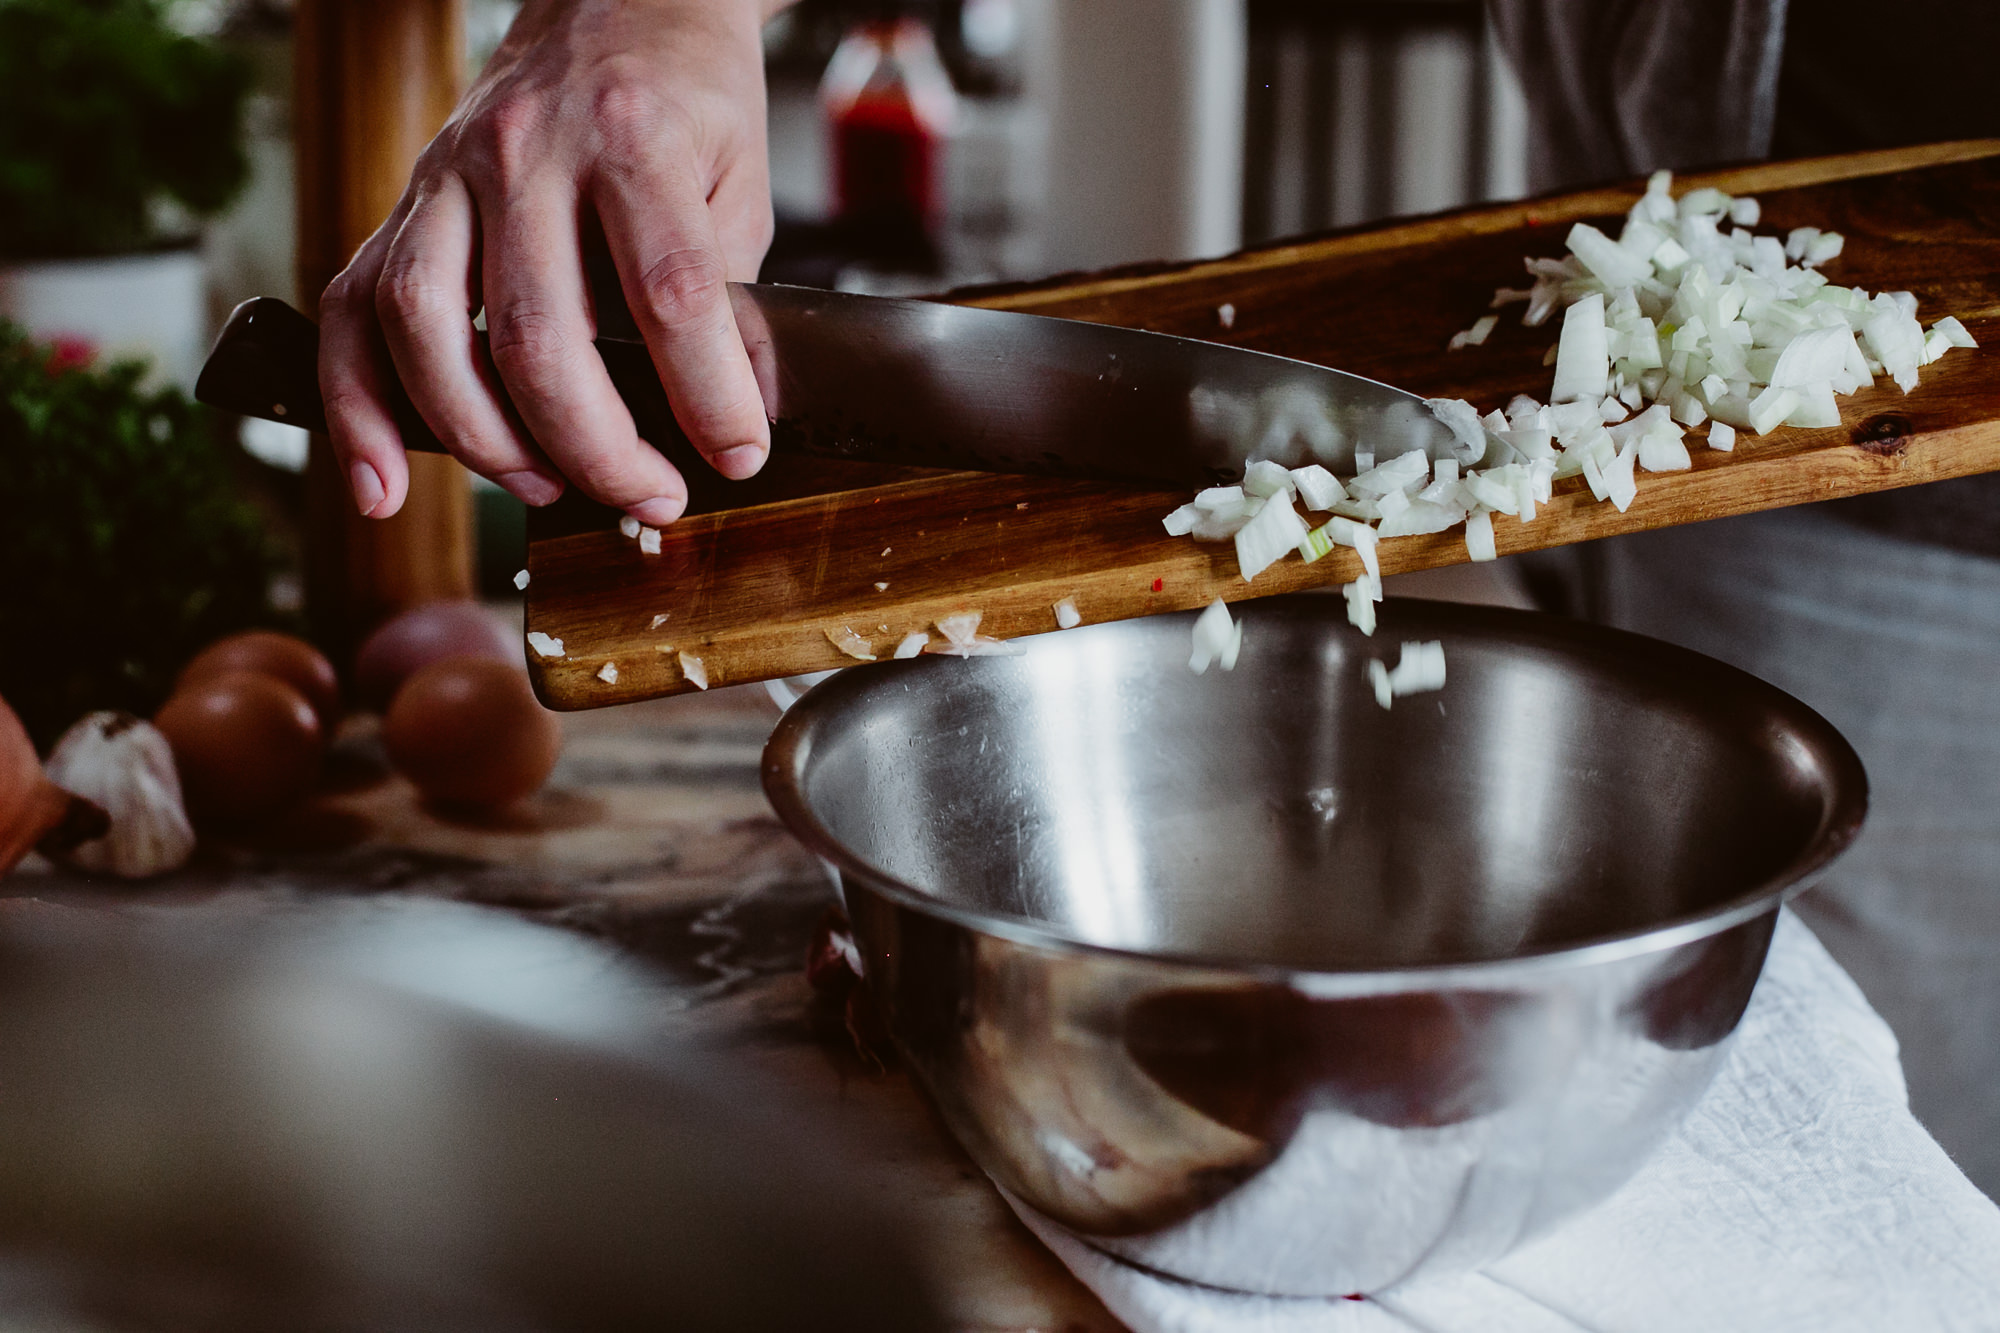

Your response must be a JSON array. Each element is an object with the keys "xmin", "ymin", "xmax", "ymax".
[{"xmin": 294, "ymin": 0, "xmax": 473, "ymax": 669}]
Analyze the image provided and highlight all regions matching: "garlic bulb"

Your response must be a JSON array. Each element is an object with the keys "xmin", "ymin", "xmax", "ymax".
[{"xmin": 44, "ymin": 712, "xmax": 195, "ymax": 878}]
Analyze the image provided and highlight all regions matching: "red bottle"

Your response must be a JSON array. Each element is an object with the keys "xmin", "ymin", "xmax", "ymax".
[{"xmin": 819, "ymin": 12, "xmax": 957, "ymax": 264}]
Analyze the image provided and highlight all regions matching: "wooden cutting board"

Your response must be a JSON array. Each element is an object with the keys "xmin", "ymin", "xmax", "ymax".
[{"xmin": 525, "ymin": 140, "xmax": 2000, "ymax": 709}]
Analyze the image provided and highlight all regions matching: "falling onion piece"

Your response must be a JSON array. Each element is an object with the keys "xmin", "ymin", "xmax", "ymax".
[
  {"xmin": 1388, "ymin": 641, "xmax": 1448, "ymax": 697},
  {"xmin": 1465, "ymin": 510, "xmax": 1497, "ymax": 562},
  {"xmin": 1188, "ymin": 599, "xmax": 1236, "ymax": 674},
  {"xmin": 1344, "ymin": 581, "xmax": 1377, "ymax": 636},
  {"xmin": 513, "ymin": 569, "xmax": 530, "ymax": 591},
  {"xmin": 1367, "ymin": 660, "xmax": 1393, "ymax": 709},
  {"xmin": 618, "ymin": 516, "xmax": 641, "ymax": 540},
  {"xmin": 527, "ymin": 632, "xmax": 565, "ymax": 660},
  {"xmin": 826, "ymin": 626, "xmax": 877, "ymax": 662}
]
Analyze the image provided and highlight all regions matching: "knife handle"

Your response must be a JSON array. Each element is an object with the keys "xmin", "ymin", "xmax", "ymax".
[{"xmin": 195, "ymin": 297, "xmax": 691, "ymax": 462}]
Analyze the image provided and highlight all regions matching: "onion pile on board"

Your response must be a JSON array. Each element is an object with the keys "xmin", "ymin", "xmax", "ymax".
[{"xmin": 1160, "ymin": 170, "xmax": 1978, "ymax": 703}]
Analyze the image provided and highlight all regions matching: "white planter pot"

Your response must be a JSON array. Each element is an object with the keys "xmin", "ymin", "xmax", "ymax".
[{"xmin": 0, "ymin": 248, "xmax": 208, "ymax": 392}]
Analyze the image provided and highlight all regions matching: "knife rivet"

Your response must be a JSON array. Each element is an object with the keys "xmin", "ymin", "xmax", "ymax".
[{"xmin": 272, "ymin": 402, "xmax": 288, "ymax": 416}]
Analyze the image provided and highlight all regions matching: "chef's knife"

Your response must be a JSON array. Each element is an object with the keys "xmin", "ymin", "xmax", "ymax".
[{"xmin": 196, "ymin": 283, "xmax": 1455, "ymax": 494}]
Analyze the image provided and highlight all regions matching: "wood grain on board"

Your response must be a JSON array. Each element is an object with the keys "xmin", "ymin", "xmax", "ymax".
[{"xmin": 525, "ymin": 140, "xmax": 2000, "ymax": 709}]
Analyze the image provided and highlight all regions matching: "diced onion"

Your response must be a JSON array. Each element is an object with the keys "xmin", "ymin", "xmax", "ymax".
[
  {"xmin": 1053, "ymin": 598, "xmax": 1082, "ymax": 630},
  {"xmin": 513, "ymin": 569, "xmax": 530, "ymax": 590},
  {"xmin": 1243, "ymin": 459, "xmax": 1296, "ymax": 499},
  {"xmin": 1551, "ymin": 293, "xmax": 1609, "ymax": 403},
  {"xmin": 935, "ymin": 612, "xmax": 982, "ymax": 646},
  {"xmin": 826, "ymin": 626, "xmax": 877, "ymax": 661},
  {"xmin": 1234, "ymin": 494, "xmax": 1309, "ymax": 582},
  {"xmin": 678, "ymin": 652, "xmax": 708, "ymax": 690},
  {"xmin": 618, "ymin": 516, "xmax": 641, "ymax": 539},
  {"xmin": 1464, "ymin": 509, "xmax": 1496, "ymax": 562},
  {"xmin": 527, "ymin": 632, "xmax": 565, "ymax": 659},
  {"xmin": 1367, "ymin": 659, "xmax": 1393, "ymax": 709},
  {"xmin": 1189, "ymin": 599, "xmax": 1236, "ymax": 674},
  {"xmin": 1934, "ymin": 316, "xmax": 1978, "ymax": 349},
  {"xmin": 1290, "ymin": 464, "xmax": 1345, "ymax": 511},
  {"xmin": 1344, "ymin": 580, "xmax": 1377, "ymax": 636},
  {"xmin": 638, "ymin": 526, "xmax": 662, "ymax": 556},
  {"xmin": 597, "ymin": 661, "xmax": 618, "ymax": 684},
  {"xmin": 894, "ymin": 632, "xmax": 928, "ymax": 659},
  {"xmin": 1151, "ymin": 175, "xmax": 1978, "ymax": 715}
]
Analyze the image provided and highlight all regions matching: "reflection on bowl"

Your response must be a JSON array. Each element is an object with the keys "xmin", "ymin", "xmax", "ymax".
[{"xmin": 763, "ymin": 597, "xmax": 1866, "ymax": 1296}]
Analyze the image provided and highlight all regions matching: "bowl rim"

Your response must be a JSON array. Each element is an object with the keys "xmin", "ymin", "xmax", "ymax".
[{"xmin": 761, "ymin": 597, "xmax": 1869, "ymax": 984}]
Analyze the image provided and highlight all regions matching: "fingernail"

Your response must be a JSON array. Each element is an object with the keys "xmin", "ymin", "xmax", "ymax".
[
  {"xmin": 628, "ymin": 496, "xmax": 685, "ymax": 527},
  {"xmin": 714, "ymin": 444, "xmax": 768, "ymax": 480},
  {"xmin": 350, "ymin": 461, "xmax": 386, "ymax": 516},
  {"xmin": 497, "ymin": 469, "xmax": 564, "ymax": 506}
]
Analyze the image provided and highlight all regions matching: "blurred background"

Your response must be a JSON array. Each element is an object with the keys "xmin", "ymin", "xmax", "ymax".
[{"xmin": 0, "ymin": 0, "xmax": 1529, "ymax": 747}]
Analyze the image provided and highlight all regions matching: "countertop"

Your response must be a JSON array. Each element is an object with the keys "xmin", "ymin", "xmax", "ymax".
[{"xmin": 6, "ymin": 683, "xmax": 1127, "ymax": 1333}]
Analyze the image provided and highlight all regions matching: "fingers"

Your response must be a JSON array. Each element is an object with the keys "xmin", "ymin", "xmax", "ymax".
[
  {"xmin": 374, "ymin": 174, "xmax": 564, "ymax": 507},
  {"xmin": 595, "ymin": 152, "xmax": 771, "ymax": 482},
  {"xmin": 481, "ymin": 181, "xmax": 692, "ymax": 524},
  {"xmin": 319, "ymin": 234, "xmax": 413, "ymax": 520}
]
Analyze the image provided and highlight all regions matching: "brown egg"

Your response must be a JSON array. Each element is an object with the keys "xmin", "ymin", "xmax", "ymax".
[
  {"xmin": 155, "ymin": 671, "xmax": 324, "ymax": 823},
  {"xmin": 382, "ymin": 657, "xmax": 561, "ymax": 809},
  {"xmin": 354, "ymin": 601, "xmax": 520, "ymax": 712},
  {"xmin": 178, "ymin": 631, "xmax": 341, "ymax": 729}
]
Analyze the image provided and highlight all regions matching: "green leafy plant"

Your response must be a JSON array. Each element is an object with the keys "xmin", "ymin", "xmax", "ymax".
[
  {"xmin": 0, "ymin": 322, "xmax": 280, "ymax": 748},
  {"xmin": 0, "ymin": 0, "xmax": 252, "ymax": 260}
]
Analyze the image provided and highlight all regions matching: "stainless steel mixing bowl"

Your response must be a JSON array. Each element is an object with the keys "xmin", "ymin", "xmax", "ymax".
[{"xmin": 762, "ymin": 596, "xmax": 1866, "ymax": 1296}]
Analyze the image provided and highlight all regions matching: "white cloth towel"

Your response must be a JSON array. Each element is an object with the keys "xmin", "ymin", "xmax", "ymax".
[{"xmin": 1008, "ymin": 911, "xmax": 2000, "ymax": 1332}]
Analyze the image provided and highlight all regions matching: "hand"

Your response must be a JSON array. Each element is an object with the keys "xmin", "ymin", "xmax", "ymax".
[{"xmin": 318, "ymin": 0, "xmax": 787, "ymax": 525}]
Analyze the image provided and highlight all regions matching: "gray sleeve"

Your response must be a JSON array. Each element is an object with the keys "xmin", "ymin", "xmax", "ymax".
[{"xmin": 1485, "ymin": 0, "xmax": 1790, "ymax": 192}]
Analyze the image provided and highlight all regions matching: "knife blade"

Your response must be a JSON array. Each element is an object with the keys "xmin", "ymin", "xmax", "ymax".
[{"xmin": 196, "ymin": 283, "xmax": 1455, "ymax": 495}]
